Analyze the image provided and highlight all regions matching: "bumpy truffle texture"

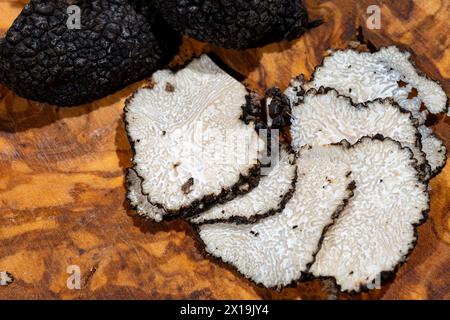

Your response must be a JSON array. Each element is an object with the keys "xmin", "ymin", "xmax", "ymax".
[
  {"xmin": 418, "ymin": 125, "xmax": 447, "ymax": 177},
  {"xmin": 241, "ymin": 91, "xmax": 267, "ymax": 131},
  {"xmin": 266, "ymin": 87, "xmax": 292, "ymax": 129},
  {"xmin": 311, "ymin": 137, "xmax": 429, "ymax": 292},
  {"xmin": 0, "ymin": 0, "xmax": 180, "ymax": 106},
  {"xmin": 126, "ymin": 168, "xmax": 165, "ymax": 222},
  {"xmin": 190, "ymin": 147, "xmax": 297, "ymax": 224},
  {"xmin": 289, "ymin": 88, "xmax": 431, "ymax": 180},
  {"xmin": 129, "ymin": 0, "xmax": 154, "ymax": 17},
  {"xmin": 303, "ymin": 46, "xmax": 447, "ymax": 121},
  {"xmin": 198, "ymin": 144, "xmax": 354, "ymax": 288},
  {"xmin": 125, "ymin": 55, "xmax": 264, "ymax": 217},
  {"xmin": 152, "ymin": 0, "xmax": 310, "ymax": 49},
  {"xmin": 241, "ymin": 88, "xmax": 292, "ymax": 130}
]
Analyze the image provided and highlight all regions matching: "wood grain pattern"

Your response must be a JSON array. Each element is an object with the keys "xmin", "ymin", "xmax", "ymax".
[{"xmin": 0, "ymin": 0, "xmax": 449, "ymax": 299}]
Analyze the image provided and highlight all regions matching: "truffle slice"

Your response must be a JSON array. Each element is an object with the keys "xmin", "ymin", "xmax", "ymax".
[
  {"xmin": 126, "ymin": 168, "xmax": 165, "ymax": 222},
  {"xmin": 418, "ymin": 125, "xmax": 447, "ymax": 177},
  {"xmin": 0, "ymin": 0, "xmax": 180, "ymax": 106},
  {"xmin": 190, "ymin": 147, "xmax": 297, "ymax": 224},
  {"xmin": 152, "ymin": 0, "xmax": 311, "ymax": 49},
  {"xmin": 126, "ymin": 55, "xmax": 264, "ymax": 217},
  {"xmin": 289, "ymin": 89, "xmax": 430, "ymax": 180},
  {"xmin": 304, "ymin": 46, "xmax": 447, "ymax": 120},
  {"xmin": 198, "ymin": 144, "xmax": 354, "ymax": 288},
  {"xmin": 311, "ymin": 137, "xmax": 429, "ymax": 292}
]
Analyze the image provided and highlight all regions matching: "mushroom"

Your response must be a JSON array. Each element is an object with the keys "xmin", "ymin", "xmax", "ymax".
[
  {"xmin": 125, "ymin": 55, "xmax": 264, "ymax": 218},
  {"xmin": 197, "ymin": 144, "xmax": 354, "ymax": 288},
  {"xmin": 311, "ymin": 137, "xmax": 429, "ymax": 292},
  {"xmin": 190, "ymin": 146, "xmax": 297, "ymax": 224}
]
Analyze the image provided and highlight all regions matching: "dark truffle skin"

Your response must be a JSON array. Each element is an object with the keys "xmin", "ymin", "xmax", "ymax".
[
  {"xmin": 152, "ymin": 0, "xmax": 311, "ymax": 49},
  {"xmin": 266, "ymin": 87, "xmax": 292, "ymax": 129},
  {"xmin": 241, "ymin": 88, "xmax": 292, "ymax": 130},
  {"xmin": 0, "ymin": 0, "xmax": 180, "ymax": 106}
]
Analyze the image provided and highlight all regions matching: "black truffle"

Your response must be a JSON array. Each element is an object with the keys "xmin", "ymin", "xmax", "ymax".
[
  {"xmin": 266, "ymin": 87, "xmax": 292, "ymax": 129},
  {"xmin": 241, "ymin": 88, "xmax": 291, "ymax": 131},
  {"xmin": 311, "ymin": 137, "xmax": 429, "ymax": 292},
  {"xmin": 152, "ymin": 0, "xmax": 312, "ymax": 49},
  {"xmin": 197, "ymin": 143, "xmax": 355, "ymax": 289},
  {"xmin": 0, "ymin": 0, "xmax": 181, "ymax": 106},
  {"xmin": 125, "ymin": 55, "xmax": 264, "ymax": 218}
]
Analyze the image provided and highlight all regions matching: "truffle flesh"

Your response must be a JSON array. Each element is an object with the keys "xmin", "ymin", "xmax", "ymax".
[
  {"xmin": 190, "ymin": 146, "xmax": 297, "ymax": 224},
  {"xmin": 304, "ymin": 46, "xmax": 447, "ymax": 118},
  {"xmin": 289, "ymin": 88, "xmax": 430, "ymax": 180},
  {"xmin": 311, "ymin": 137, "xmax": 429, "ymax": 292},
  {"xmin": 0, "ymin": 0, "xmax": 180, "ymax": 106},
  {"xmin": 299, "ymin": 46, "xmax": 448, "ymax": 179},
  {"xmin": 418, "ymin": 125, "xmax": 447, "ymax": 177},
  {"xmin": 152, "ymin": 0, "xmax": 311, "ymax": 49},
  {"xmin": 125, "ymin": 55, "xmax": 264, "ymax": 217},
  {"xmin": 0, "ymin": 271, "xmax": 14, "ymax": 286},
  {"xmin": 198, "ymin": 144, "xmax": 354, "ymax": 288}
]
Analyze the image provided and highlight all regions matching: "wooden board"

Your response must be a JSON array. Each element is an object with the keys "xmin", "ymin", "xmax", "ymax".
[{"xmin": 0, "ymin": 0, "xmax": 449, "ymax": 299}]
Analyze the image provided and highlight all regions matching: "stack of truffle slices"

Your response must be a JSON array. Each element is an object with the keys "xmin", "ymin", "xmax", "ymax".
[
  {"xmin": 126, "ymin": 47, "xmax": 446, "ymax": 292},
  {"xmin": 285, "ymin": 45, "xmax": 448, "ymax": 179}
]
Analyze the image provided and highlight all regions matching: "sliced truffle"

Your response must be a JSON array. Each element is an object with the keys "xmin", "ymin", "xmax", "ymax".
[
  {"xmin": 0, "ymin": 0, "xmax": 180, "ymax": 106},
  {"xmin": 197, "ymin": 144, "xmax": 354, "ymax": 288},
  {"xmin": 418, "ymin": 125, "xmax": 447, "ymax": 177},
  {"xmin": 152, "ymin": 0, "xmax": 311, "ymax": 49},
  {"xmin": 289, "ymin": 89, "xmax": 431, "ymax": 180},
  {"xmin": 304, "ymin": 46, "xmax": 447, "ymax": 121},
  {"xmin": 126, "ymin": 55, "xmax": 264, "ymax": 218},
  {"xmin": 190, "ymin": 147, "xmax": 297, "ymax": 224},
  {"xmin": 126, "ymin": 168, "xmax": 165, "ymax": 222},
  {"xmin": 311, "ymin": 137, "xmax": 429, "ymax": 292}
]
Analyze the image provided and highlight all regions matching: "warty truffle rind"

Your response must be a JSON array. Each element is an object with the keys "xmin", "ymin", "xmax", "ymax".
[
  {"xmin": 152, "ymin": 0, "xmax": 310, "ymax": 49},
  {"xmin": 0, "ymin": 0, "xmax": 180, "ymax": 106},
  {"xmin": 310, "ymin": 137, "xmax": 429, "ymax": 292}
]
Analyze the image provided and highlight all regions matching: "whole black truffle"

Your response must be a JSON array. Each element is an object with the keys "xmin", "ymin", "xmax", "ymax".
[
  {"xmin": 0, "ymin": 0, "xmax": 181, "ymax": 106},
  {"xmin": 152, "ymin": 0, "xmax": 312, "ymax": 49}
]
